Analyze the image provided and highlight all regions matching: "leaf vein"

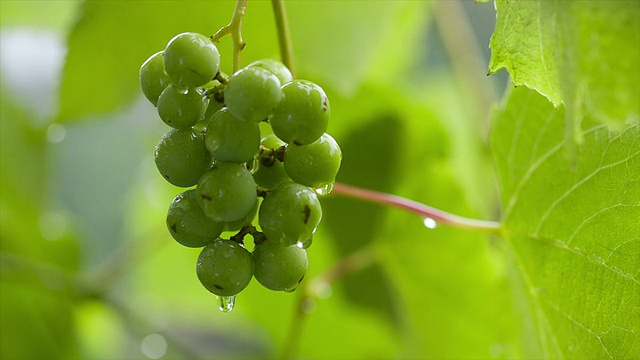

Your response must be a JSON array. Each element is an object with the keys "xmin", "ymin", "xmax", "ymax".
[
  {"xmin": 533, "ymin": 149, "xmax": 640, "ymax": 236},
  {"xmin": 567, "ymin": 204, "xmax": 640, "ymax": 245},
  {"xmin": 544, "ymin": 299, "xmax": 615, "ymax": 359},
  {"xmin": 503, "ymin": 124, "xmax": 607, "ymax": 221},
  {"xmin": 530, "ymin": 235, "xmax": 639, "ymax": 285}
]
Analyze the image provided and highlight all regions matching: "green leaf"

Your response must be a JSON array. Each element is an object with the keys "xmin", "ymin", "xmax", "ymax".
[
  {"xmin": 492, "ymin": 87, "xmax": 640, "ymax": 358},
  {"xmin": 489, "ymin": 0, "xmax": 640, "ymax": 128}
]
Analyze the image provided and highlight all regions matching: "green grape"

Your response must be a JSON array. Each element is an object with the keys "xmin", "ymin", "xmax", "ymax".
[
  {"xmin": 269, "ymin": 80, "xmax": 330, "ymax": 145},
  {"xmin": 284, "ymin": 133, "xmax": 342, "ymax": 188},
  {"xmin": 193, "ymin": 91, "xmax": 224, "ymax": 132},
  {"xmin": 225, "ymin": 199, "xmax": 259, "ymax": 232},
  {"xmin": 157, "ymin": 85, "xmax": 208, "ymax": 129},
  {"xmin": 259, "ymin": 182, "xmax": 322, "ymax": 247},
  {"xmin": 253, "ymin": 239, "xmax": 308, "ymax": 291},
  {"xmin": 205, "ymin": 108, "xmax": 261, "ymax": 163},
  {"xmin": 247, "ymin": 59, "xmax": 293, "ymax": 85},
  {"xmin": 196, "ymin": 163, "xmax": 257, "ymax": 222},
  {"xmin": 166, "ymin": 189, "xmax": 224, "ymax": 247},
  {"xmin": 164, "ymin": 32, "xmax": 220, "ymax": 89},
  {"xmin": 224, "ymin": 67, "xmax": 282, "ymax": 122},
  {"xmin": 252, "ymin": 135, "xmax": 290, "ymax": 189},
  {"xmin": 154, "ymin": 129, "xmax": 211, "ymax": 187},
  {"xmin": 139, "ymin": 51, "xmax": 171, "ymax": 106},
  {"xmin": 196, "ymin": 238, "xmax": 254, "ymax": 296}
]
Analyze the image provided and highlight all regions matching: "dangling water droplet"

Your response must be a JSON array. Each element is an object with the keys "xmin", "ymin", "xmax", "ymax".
[
  {"xmin": 296, "ymin": 237, "xmax": 313, "ymax": 249},
  {"xmin": 284, "ymin": 284, "xmax": 299, "ymax": 293},
  {"xmin": 314, "ymin": 183, "xmax": 334, "ymax": 196},
  {"xmin": 217, "ymin": 295, "xmax": 236, "ymax": 313},
  {"xmin": 423, "ymin": 217, "xmax": 437, "ymax": 229},
  {"xmin": 247, "ymin": 157, "xmax": 260, "ymax": 174}
]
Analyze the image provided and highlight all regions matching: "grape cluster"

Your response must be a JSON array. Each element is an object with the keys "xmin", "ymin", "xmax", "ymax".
[{"xmin": 140, "ymin": 32, "xmax": 342, "ymax": 307}]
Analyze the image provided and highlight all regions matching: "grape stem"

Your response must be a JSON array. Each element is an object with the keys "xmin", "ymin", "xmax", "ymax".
[
  {"xmin": 210, "ymin": 0, "xmax": 247, "ymax": 72},
  {"xmin": 258, "ymin": 144, "xmax": 286, "ymax": 162},
  {"xmin": 271, "ymin": 0, "xmax": 296, "ymax": 77},
  {"xmin": 331, "ymin": 182, "xmax": 501, "ymax": 233}
]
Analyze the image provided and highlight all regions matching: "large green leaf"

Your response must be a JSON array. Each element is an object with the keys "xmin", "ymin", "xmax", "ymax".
[
  {"xmin": 492, "ymin": 87, "xmax": 640, "ymax": 358},
  {"xmin": 489, "ymin": 0, "xmax": 640, "ymax": 129}
]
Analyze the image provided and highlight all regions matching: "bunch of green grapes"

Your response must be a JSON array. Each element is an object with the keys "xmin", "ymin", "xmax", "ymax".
[{"xmin": 140, "ymin": 32, "xmax": 341, "ymax": 311}]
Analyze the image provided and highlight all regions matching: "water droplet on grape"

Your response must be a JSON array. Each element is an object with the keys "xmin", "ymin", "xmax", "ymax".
[
  {"xmin": 173, "ymin": 84, "xmax": 189, "ymax": 94},
  {"xmin": 296, "ymin": 237, "xmax": 313, "ymax": 249},
  {"xmin": 284, "ymin": 284, "xmax": 299, "ymax": 293},
  {"xmin": 423, "ymin": 217, "xmax": 437, "ymax": 229},
  {"xmin": 314, "ymin": 183, "xmax": 334, "ymax": 196},
  {"xmin": 217, "ymin": 295, "xmax": 236, "ymax": 312}
]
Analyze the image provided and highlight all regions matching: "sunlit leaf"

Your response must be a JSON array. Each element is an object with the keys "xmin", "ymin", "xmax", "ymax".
[
  {"xmin": 489, "ymin": 0, "xmax": 640, "ymax": 129},
  {"xmin": 492, "ymin": 87, "xmax": 640, "ymax": 358}
]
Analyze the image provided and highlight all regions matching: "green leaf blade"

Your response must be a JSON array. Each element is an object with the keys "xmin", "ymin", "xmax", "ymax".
[
  {"xmin": 492, "ymin": 87, "xmax": 640, "ymax": 358},
  {"xmin": 489, "ymin": 0, "xmax": 640, "ymax": 127}
]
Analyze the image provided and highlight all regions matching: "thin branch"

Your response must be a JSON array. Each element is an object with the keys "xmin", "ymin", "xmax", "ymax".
[
  {"xmin": 331, "ymin": 182, "xmax": 501, "ymax": 233},
  {"xmin": 210, "ymin": 0, "xmax": 248, "ymax": 72},
  {"xmin": 271, "ymin": 0, "xmax": 296, "ymax": 77}
]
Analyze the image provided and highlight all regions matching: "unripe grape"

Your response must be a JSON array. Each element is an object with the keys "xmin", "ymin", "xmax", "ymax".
[
  {"xmin": 253, "ymin": 239, "xmax": 308, "ymax": 292},
  {"xmin": 196, "ymin": 163, "xmax": 257, "ymax": 222},
  {"xmin": 205, "ymin": 108, "xmax": 260, "ymax": 163},
  {"xmin": 196, "ymin": 239, "xmax": 254, "ymax": 296},
  {"xmin": 269, "ymin": 80, "xmax": 330, "ymax": 145},
  {"xmin": 166, "ymin": 190, "xmax": 224, "ymax": 247},
  {"xmin": 284, "ymin": 133, "xmax": 342, "ymax": 188},
  {"xmin": 139, "ymin": 51, "xmax": 171, "ymax": 106},
  {"xmin": 157, "ymin": 85, "xmax": 208, "ymax": 129},
  {"xmin": 259, "ymin": 182, "xmax": 322, "ymax": 247},
  {"xmin": 193, "ymin": 93, "xmax": 225, "ymax": 132},
  {"xmin": 224, "ymin": 67, "xmax": 282, "ymax": 122},
  {"xmin": 225, "ymin": 199, "xmax": 259, "ymax": 232},
  {"xmin": 247, "ymin": 59, "xmax": 293, "ymax": 85},
  {"xmin": 164, "ymin": 32, "xmax": 220, "ymax": 89},
  {"xmin": 154, "ymin": 129, "xmax": 211, "ymax": 187},
  {"xmin": 253, "ymin": 135, "xmax": 290, "ymax": 189}
]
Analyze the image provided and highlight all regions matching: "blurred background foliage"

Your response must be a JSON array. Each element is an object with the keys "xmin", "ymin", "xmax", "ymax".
[{"xmin": 0, "ymin": 1, "xmax": 520, "ymax": 359}]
